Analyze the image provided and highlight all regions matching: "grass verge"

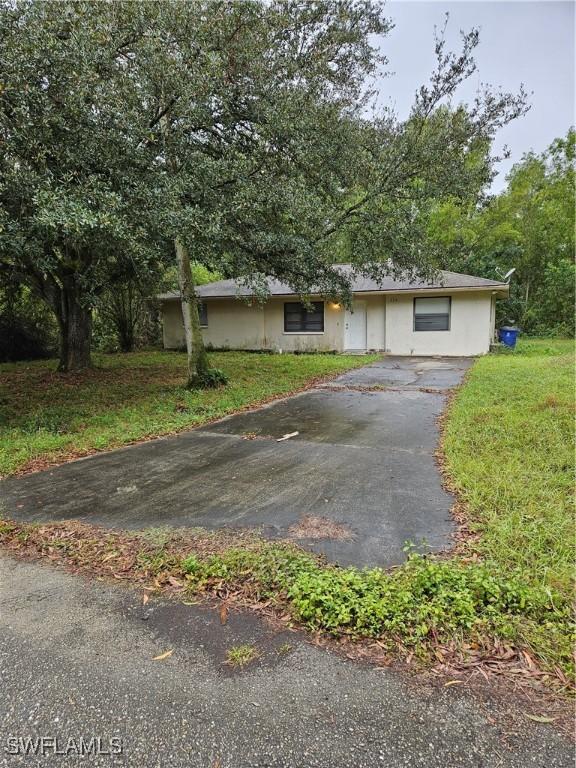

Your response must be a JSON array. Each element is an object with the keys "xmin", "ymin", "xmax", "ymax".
[
  {"xmin": 443, "ymin": 338, "xmax": 574, "ymax": 677},
  {"xmin": 0, "ymin": 350, "xmax": 378, "ymax": 477}
]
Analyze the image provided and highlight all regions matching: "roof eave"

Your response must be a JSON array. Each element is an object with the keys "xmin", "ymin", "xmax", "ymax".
[{"xmin": 158, "ymin": 284, "xmax": 509, "ymax": 301}]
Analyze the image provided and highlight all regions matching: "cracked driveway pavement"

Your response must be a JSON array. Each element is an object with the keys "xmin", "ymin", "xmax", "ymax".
[{"xmin": 0, "ymin": 357, "xmax": 473, "ymax": 567}]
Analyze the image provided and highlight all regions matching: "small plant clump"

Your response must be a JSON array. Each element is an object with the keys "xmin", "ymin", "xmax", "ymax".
[
  {"xmin": 277, "ymin": 643, "xmax": 293, "ymax": 655},
  {"xmin": 225, "ymin": 644, "xmax": 259, "ymax": 668},
  {"xmin": 189, "ymin": 367, "xmax": 230, "ymax": 390}
]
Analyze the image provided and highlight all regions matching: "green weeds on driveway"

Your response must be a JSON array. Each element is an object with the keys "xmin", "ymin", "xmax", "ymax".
[{"xmin": 0, "ymin": 350, "xmax": 378, "ymax": 477}]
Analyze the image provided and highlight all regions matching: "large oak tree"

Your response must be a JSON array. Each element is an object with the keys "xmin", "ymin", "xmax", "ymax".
[
  {"xmin": 0, "ymin": 1, "xmax": 527, "ymax": 382},
  {"xmin": 0, "ymin": 1, "xmax": 168, "ymax": 370}
]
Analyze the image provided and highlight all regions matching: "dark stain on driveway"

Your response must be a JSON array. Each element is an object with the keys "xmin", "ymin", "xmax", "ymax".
[
  {"xmin": 0, "ymin": 357, "xmax": 471, "ymax": 568},
  {"xmin": 129, "ymin": 597, "xmax": 297, "ymax": 675}
]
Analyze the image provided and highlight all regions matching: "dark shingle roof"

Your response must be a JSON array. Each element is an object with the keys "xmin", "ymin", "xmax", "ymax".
[{"xmin": 157, "ymin": 265, "xmax": 508, "ymax": 300}]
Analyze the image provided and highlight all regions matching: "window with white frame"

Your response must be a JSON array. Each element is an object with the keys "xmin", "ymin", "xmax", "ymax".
[{"xmin": 413, "ymin": 297, "xmax": 451, "ymax": 331}]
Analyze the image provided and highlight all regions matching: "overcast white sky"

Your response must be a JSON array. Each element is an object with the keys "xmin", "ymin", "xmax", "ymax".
[{"xmin": 374, "ymin": 0, "xmax": 575, "ymax": 191}]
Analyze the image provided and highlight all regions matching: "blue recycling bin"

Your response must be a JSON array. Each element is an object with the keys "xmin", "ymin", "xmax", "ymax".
[{"xmin": 499, "ymin": 326, "xmax": 519, "ymax": 348}]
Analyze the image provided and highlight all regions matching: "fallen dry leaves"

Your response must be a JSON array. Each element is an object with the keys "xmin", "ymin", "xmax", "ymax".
[
  {"xmin": 288, "ymin": 515, "xmax": 355, "ymax": 541},
  {"xmin": 525, "ymin": 713, "xmax": 556, "ymax": 723},
  {"xmin": 430, "ymin": 638, "xmax": 573, "ymax": 693}
]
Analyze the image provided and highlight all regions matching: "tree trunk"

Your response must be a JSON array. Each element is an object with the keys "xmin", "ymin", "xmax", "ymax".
[
  {"xmin": 55, "ymin": 313, "xmax": 69, "ymax": 372},
  {"xmin": 116, "ymin": 285, "xmax": 136, "ymax": 353},
  {"xmin": 521, "ymin": 279, "xmax": 530, "ymax": 327},
  {"xmin": 56, "ymin": 285, "xmax": 93, "ymax": 372},
  {"xmin": 174, "ymin": 237, "xmax": 210, "ymax": 387},
  {"xmin": 30, "ymin": 271, "xmax": 93, "ymax": 372}
]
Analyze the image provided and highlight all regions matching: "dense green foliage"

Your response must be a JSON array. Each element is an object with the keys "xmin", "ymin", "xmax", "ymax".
[
  {"xmin": 0, "ymin": 1, "xmax": 169, "ymax": 369},
  {"xmin": 429, "ymin": 130, "xmax": 575, "ymax": 335},
  {"xmin": 0, "ymin": 1, "xmax": 527, "ymax": 371},
  {"xmin": 182, "ymin": 545, "xmax": 561, "ymax": 649},
  {"xmin": 0, "ymin": 350, "xmax": 377, "ymax": 476}
]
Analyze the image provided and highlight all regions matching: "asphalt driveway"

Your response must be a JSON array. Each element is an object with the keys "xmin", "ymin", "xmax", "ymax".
[{"xmin": 0, "ymin": 357, "xmax": 472, "ymax": 567}]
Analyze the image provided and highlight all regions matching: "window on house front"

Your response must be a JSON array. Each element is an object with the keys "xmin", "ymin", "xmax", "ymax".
[
  {"xmin": 283, "ymin": 301, "xmax": 324, "ymax": 332},
  {"xmin": 414, "ymin": 297, "xmax": 451, "ymax": 331},
  {"xmin": 198, "ymin": 301, "xmax": 208, "ymax": 327}
]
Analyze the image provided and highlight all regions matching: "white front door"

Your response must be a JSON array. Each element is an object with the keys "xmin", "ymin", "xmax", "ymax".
[{"xmin": 344, "ymin": 301, "xmax": 367, "ymax": 350}]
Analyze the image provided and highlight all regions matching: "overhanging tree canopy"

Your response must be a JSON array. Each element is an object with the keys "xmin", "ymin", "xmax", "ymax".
[
  {"xmin": 0, "ymin": 1, "xmax": 168, "ymax": 370},
  {"xmin": 0, "ymin": 1, "xmax": 528, "ymax": 379}
]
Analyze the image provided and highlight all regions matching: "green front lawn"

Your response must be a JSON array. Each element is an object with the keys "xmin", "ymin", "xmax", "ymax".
[
  {"xmin": 442, "ymin": 338, "xmax": 575, "ymax": 673},
  {"xmin": 444, "ymin": 338, "xmax": 574, "ymax": 598},
  {"xmin": 0, "ymin": 350, "xmax": 378, "ymax": 477}
]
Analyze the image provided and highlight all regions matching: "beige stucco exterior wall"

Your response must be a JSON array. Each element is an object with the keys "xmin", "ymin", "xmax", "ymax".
[
  {"xmin": 384, "ymin": 291, "xmax": 494, "ymax": 356},
  {"xmin": 161, "ymin": 297, "xmax": 344, "ymax": 351},
  {"xmin": 162, "ymin": 290, "xmax": 495, "ymax": 356},
  {"xmin": 161, "ymin": 298, "xmax": 265, "ymax": 349}
]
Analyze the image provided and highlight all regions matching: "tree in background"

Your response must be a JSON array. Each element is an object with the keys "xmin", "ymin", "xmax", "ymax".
[
  {"xmin": 428, "ymin": 128, "xmax": 575, "ymax": 335},
  {"xmin": 94, "ymin": 282, "xmax": 152, "ymax": 354},
  {"xmin": 93, "ymin": 263, "xmax": 218, "ymax": 354}
]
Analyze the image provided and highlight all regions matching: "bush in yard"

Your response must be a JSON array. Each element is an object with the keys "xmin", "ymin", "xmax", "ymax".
[
  {"xmin": 287, "ymin": 555, "xmax": 555, "ymax": 639},
  {"xmin": 182, "ymin": 545, "xmax": 569, "ymax": 665},
  {"xmin": 188, "ymin": 368, "xmax": 229, "ymax": 389}
]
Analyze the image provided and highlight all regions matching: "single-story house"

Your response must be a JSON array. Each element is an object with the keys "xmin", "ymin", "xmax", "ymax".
[{"xmin": 158, "ymin": 265, "xmax": 509, "ymax": 357}]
